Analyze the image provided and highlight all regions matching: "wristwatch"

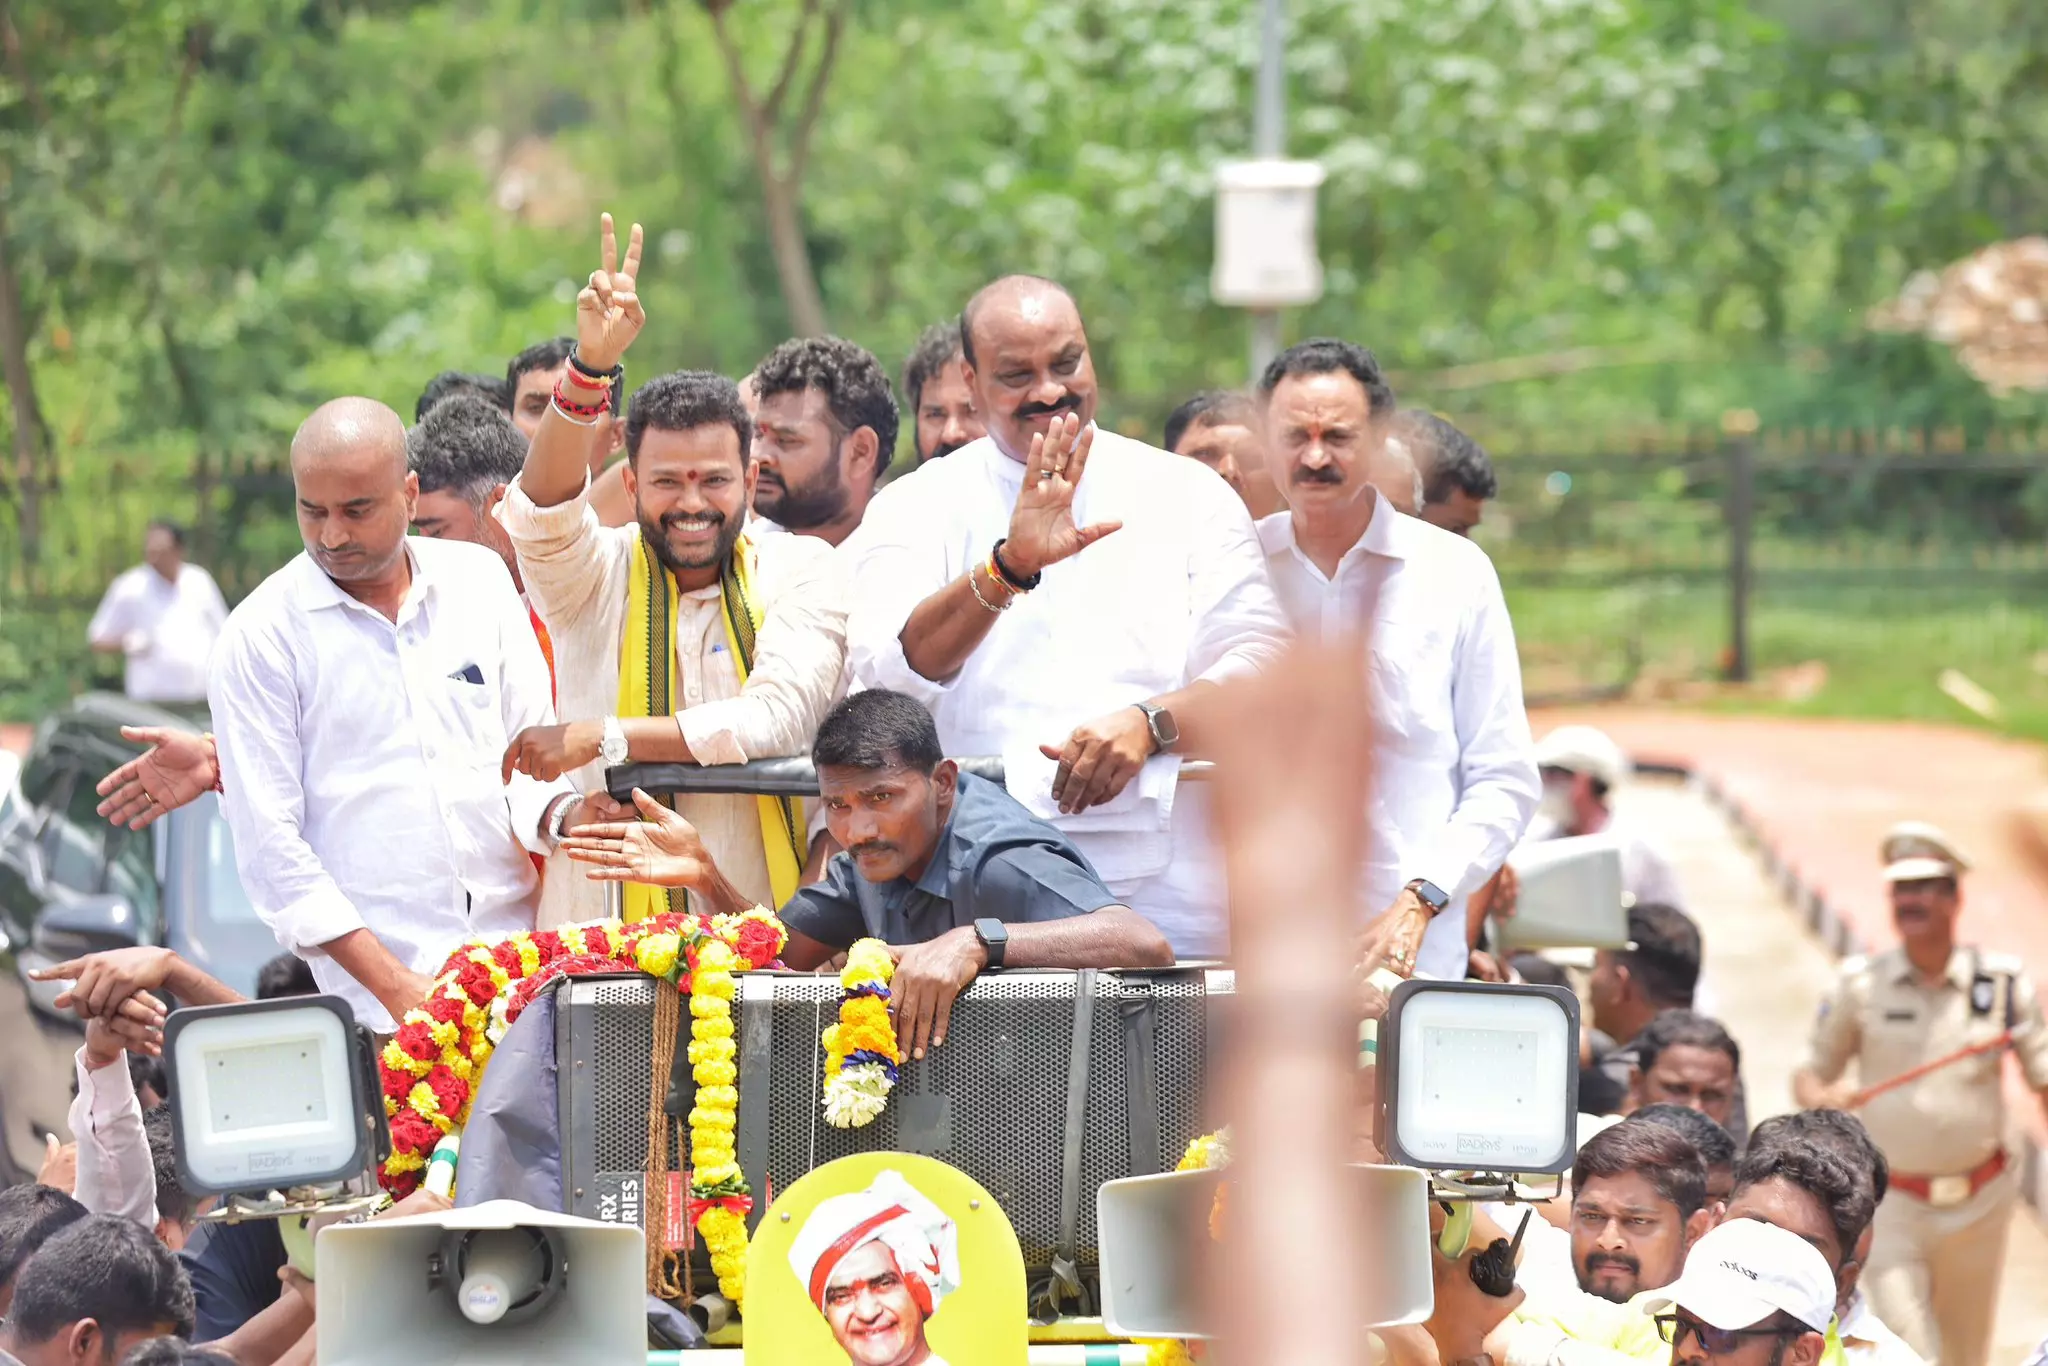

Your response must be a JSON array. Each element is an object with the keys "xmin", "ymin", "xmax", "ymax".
[
  {"xmin": 972, "ymin": 918, "xmax": 1010, "ymax": 970},
  {"xmin": 548, "ymin": 795, "xmax": 579, "ymax": 845},
  {"xmin": 599, "ymin": 716, "xmax": 629, "ymax": 767},
  {"xmin": 1133, "ymin": 701, "xmax": 1179, "ymax": 754},
  {"xmin": 1405, "ymin": 878, "xmax": 1450, "ymax": 916}
]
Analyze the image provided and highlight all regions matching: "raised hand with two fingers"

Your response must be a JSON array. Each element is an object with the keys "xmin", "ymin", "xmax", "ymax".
[{"xmin": 575, "ymin": 212, "xmax": 647, "ymax": 374}]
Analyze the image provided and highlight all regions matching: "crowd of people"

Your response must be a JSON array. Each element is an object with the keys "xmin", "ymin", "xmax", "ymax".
[{"xmin": 13, "ymin": 209, "xmax": 2047, "ymax": 1364}]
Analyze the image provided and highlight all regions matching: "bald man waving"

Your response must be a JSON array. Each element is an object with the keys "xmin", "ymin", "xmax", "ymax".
[{"xmin": 207, "ymin": 398, "xmax": 606, "ymax": 1031}]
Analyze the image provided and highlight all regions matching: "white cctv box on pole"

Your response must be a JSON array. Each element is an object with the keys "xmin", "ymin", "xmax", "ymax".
[{"xmin": 1211, "ymin": 159, "xmax": 1326, "ymax": 308}]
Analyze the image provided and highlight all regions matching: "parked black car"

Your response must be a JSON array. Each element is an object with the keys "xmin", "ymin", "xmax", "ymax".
[{"xmin": 0, "ymin": 693, "xmax": 276, "ymax": 1183}]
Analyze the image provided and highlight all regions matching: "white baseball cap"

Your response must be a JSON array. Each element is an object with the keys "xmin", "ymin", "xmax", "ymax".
[
  {"xmin": 1643, "ymin": 1219, "xmax": 1837, "ymax": 1334},
  {"xmin": 1535, "ymin": 725, "xmax": 1630, "ymax": 792}
]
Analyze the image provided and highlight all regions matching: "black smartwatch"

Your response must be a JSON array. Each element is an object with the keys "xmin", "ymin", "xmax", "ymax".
[
  {"xmin": 972, "ymin": 917, "xmax": 1010, "ymax": 970},
  {"xmin": 1405, "ymin": 878, "xmax": 1450, "ymax": 916}
]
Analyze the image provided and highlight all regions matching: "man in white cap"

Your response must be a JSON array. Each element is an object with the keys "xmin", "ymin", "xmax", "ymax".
[
  {"xmin": 1642, "ymin": 1219, "xmax": 1835, "ymax": 1366},
  {"xmin": 1793, "ymin": 821, "xmax": 2048, "ymax": 1366},
  {"xmin": 789, "ymin": 1169, "xmax": 962, "ymax": 1366},
  {"xmin": 1527, "ymin": 724, "xmax": 1685, "ymax": 913}
]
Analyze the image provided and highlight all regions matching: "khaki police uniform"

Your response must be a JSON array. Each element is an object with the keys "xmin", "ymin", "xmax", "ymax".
[{"xmin": 1800, "ymin": 823, "xmax": 2048, "ymax": 1366}]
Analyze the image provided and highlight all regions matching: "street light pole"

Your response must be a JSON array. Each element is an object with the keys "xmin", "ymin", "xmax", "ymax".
[{"xmin": 1249, "ymin": 0, "xmax": 1286, "ymax": 382}]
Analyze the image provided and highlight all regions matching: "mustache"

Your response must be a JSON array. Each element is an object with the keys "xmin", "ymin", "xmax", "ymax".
[
  {"xmin": 1015, "ymin": 395, "xmax": 1079, "ymax": 420},
  {"xmin": 848, "ymin": 842, "xmax": 897, "ymax": 860},
  {"xmin": 928, "ymin": 441, "xmax": 967, "ymax": 460},
  {"xmin": 1585, "ymin": 1254, "xmax": 1640, "ymax": 1274},
  {"xmin": 1293, "ymin": 464, "xmax": 1345, "ymax": 486}
]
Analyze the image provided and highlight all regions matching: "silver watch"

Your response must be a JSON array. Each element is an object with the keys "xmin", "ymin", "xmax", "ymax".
[{"xmin": 599, "ymin": 715, "xmax": 629, "ymax": 766}]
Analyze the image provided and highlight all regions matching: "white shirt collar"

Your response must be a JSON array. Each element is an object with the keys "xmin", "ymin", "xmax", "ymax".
[
  {"xmin": 1257, "ymin": 488, "xmax": 1411, "ymax": 573},
  {"xmin": 292, "ymin": 540, "xmax": 439, "ymax": 623}
]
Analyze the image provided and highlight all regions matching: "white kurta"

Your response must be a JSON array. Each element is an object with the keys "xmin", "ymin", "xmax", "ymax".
[
  {"xmin": 844, "ymin": 430, "xmax": 1290, "ymax": 956},
  {"xmin": 497, "ymin": 475, "xmax": 846, "ymax": 925}
]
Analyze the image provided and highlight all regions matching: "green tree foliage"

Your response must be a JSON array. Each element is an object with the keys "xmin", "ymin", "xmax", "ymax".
[{"xmin": 1, "ymin": 0, "xmax": 2045, "ymax": 663}]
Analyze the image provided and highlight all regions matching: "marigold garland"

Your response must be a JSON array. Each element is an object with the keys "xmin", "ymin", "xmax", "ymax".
[
  {"xmin": 821, "ymin": 939, "xmax": 901, "ymax": 1127},
  {"xmin": 376, "ymin": 907, "xmax": 788, "ymax": 1304},
  {"xmin": 1140, "ymin": 1128, "xmax": 1232, "ymax": 1366}
]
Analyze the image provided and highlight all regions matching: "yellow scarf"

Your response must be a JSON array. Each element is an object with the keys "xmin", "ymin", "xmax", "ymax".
[{"xmin": 616, "ymin": 532, "xmax": 805, "ymax": 921}]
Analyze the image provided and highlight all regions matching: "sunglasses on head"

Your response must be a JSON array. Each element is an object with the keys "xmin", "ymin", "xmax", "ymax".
[{"xmin": 1655, "ymin": 1314, "xmax": 1805, "ymax": 1355}]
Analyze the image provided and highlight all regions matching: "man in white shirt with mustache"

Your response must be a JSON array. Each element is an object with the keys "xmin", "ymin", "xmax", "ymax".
[
  {"xmin": 1252, "ymin": 338, "xmax": 1538, "ymax": 980},
  {"xmin": 845, "ymin": 275, "xmax": 1290, "ymax": 957}
]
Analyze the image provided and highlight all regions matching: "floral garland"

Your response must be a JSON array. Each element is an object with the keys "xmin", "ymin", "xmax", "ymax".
[
  {"xmin": 376, "ymin": 907, "xmax": 787, "ymax": 1304},
  {"xmin": 821, "ymin": 939, "xmax": 902, "ymax": 1128},
  {"xmin": 1141, "ymin": 1128, "xmax": 1233, "ymax": 1366}
]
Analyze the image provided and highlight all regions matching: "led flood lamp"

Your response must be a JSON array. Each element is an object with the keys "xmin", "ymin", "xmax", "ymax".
[
  {"xmin": 1374, "ymin": 980, "xmax": 1579, "ymax": 1176},
  {"xmin": 165, "ymin": 996, "xmax": 388, "ymax": 1201}
]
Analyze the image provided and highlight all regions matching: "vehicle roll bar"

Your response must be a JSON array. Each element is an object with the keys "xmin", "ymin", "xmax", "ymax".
[{"xmin": 606, "ymin": 757, "xmax": 1215, "ymax": 802}]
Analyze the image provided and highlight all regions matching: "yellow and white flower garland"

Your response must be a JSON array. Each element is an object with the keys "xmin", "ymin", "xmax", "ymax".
[{"xmin": 821, "ymin": 939, "xmax": 903, "ymax": 1127}]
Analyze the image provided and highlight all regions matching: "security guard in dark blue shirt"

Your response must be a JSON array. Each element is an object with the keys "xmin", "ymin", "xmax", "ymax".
[{"xmin": 561, "ymin": 689, "xmax": 1175, "ymax": 1061}]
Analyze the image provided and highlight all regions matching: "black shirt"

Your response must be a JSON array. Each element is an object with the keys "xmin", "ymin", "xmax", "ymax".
[
  {"xmin": 182, "ymin": 1216, "xmax": 286, "ymax": 1342},
  {"xmin": 780, "ymin": 773, "xmax": 1120, "ymax": 949}
]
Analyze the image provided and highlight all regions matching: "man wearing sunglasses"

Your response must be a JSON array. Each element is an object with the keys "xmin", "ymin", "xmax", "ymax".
[{"xmin": 1644, "ymin": 1219, "xmax": 1836, "ymax": 1366}]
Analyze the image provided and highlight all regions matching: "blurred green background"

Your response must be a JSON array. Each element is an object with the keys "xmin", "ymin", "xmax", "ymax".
[{"xmin": 4, "ymin": 0, "xmax": 2048, "ymax": 729}]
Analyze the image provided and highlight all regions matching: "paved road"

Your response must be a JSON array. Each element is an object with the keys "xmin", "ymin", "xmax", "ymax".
[{"xmin": 1631, "ymin": 774, "xmax": 2048, "ymax": 1362}]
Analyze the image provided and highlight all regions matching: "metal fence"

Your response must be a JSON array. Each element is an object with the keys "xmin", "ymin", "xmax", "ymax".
[
  {"xmin": 1487, "ymin": 426, "xmax": 2048, "ymax": 736},
  {"xmin": 6, "ymin": 428, "xmax": 2048, "ymax": 732}
]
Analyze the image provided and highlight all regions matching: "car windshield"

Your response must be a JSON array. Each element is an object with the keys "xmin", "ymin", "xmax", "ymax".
[{"xmin": 164, "ymin": 794, "xmax": 277, "ymax": 999}]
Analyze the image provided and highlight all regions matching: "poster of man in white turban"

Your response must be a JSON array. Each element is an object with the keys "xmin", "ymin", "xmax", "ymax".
[{"xmin": 787, "ymin": 1168, "xmax": 965, "ymax": 1366}]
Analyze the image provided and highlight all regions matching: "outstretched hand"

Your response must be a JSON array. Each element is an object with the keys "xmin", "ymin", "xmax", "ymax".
[
  {"xmin": 95, "ymin": 727, "xmax": 218, "ymax": 829},
  {"xmin": 561, "ymin": 788, "xmax": 715, "ymax": 888},
  {"xmin": 1001, "ymin": 412, "xmax": 1121, "ymax": 579},
  {"xmin": 575, "ymin": 212, "xmax": 646, "ymax": 373}
]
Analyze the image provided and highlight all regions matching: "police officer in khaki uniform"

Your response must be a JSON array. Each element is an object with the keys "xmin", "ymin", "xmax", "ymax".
[{"xmin": 1793, "ymin": 822, "xmax": 2048, "ymax": 1366}]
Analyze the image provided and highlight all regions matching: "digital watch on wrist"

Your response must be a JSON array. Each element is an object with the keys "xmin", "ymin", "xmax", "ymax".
[
  {"xmin": 972, "ymin": 918, "xmax": 1010, "ymax": 970},
  {"xmin": 1405, "ymin": 878, "xmax": 1450, "ymax": 916}
]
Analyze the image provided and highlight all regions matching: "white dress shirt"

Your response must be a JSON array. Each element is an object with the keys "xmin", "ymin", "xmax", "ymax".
[
  {"xmin": 87, "ymin": 562, "xmax": 229, "ymax": 703},
  {"xmin": 497, "ymin": 474, "xmax": 846, "ymax": 925},
  {"xmin": 209, "ymin": 538, "xmax": 572, "ymax": 1031},
  {"xmin": 845, "ymin": 430, "xmax": 1291, "ymax": 956},
  {"xmin": 1259, "ymin": 493, "xmax": 1539, "ymax": 979},
  {"xmin": 68, "ymin": 1047, "xmax": 155, "ymax": 1226}
]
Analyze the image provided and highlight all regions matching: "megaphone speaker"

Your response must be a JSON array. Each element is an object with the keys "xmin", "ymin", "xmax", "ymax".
[
  {"xmin": 1096, "ymin": 1163, "xmax": 1433, "ymax": 1340},
  {"xmin": 1497, "ymin": 834, "xmax": 1628, "ymax": 952},
  {"xmin": 315, "ymin": 1199, "xmax": 645, "ymax": 1365}
]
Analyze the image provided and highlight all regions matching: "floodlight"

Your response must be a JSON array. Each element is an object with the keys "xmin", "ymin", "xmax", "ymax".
[
  {"xmin": 165, "ymin": 996, "xmax": 388, "ymax": 1202},
  {"xmin": 1374, "ymin": 980, "xmax": 1579, "ymax": 1176}
]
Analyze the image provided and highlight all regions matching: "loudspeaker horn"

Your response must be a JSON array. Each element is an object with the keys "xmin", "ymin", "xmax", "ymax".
[
  {"xmin": 315, "ymin": 1199, "xmax": 645, "ymax": 1365},
  {"xmin": 1494, "ymin": 833, "xmax": 1628, "ymax": 952},
  {"xmin": 1097, "ymin": 1163, "xmax": 1433, "ymax": 1340}
]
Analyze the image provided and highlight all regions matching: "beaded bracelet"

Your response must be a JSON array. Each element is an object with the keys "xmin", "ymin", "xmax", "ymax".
[{"xmin": 552, "ymin": 380, "xmax": 608, "ymax": 423}]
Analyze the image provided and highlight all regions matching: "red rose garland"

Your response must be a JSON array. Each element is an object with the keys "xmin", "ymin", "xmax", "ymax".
[{"xmin": 375, "ymin": 910, "xmax": 786, "ymax": 1197}]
